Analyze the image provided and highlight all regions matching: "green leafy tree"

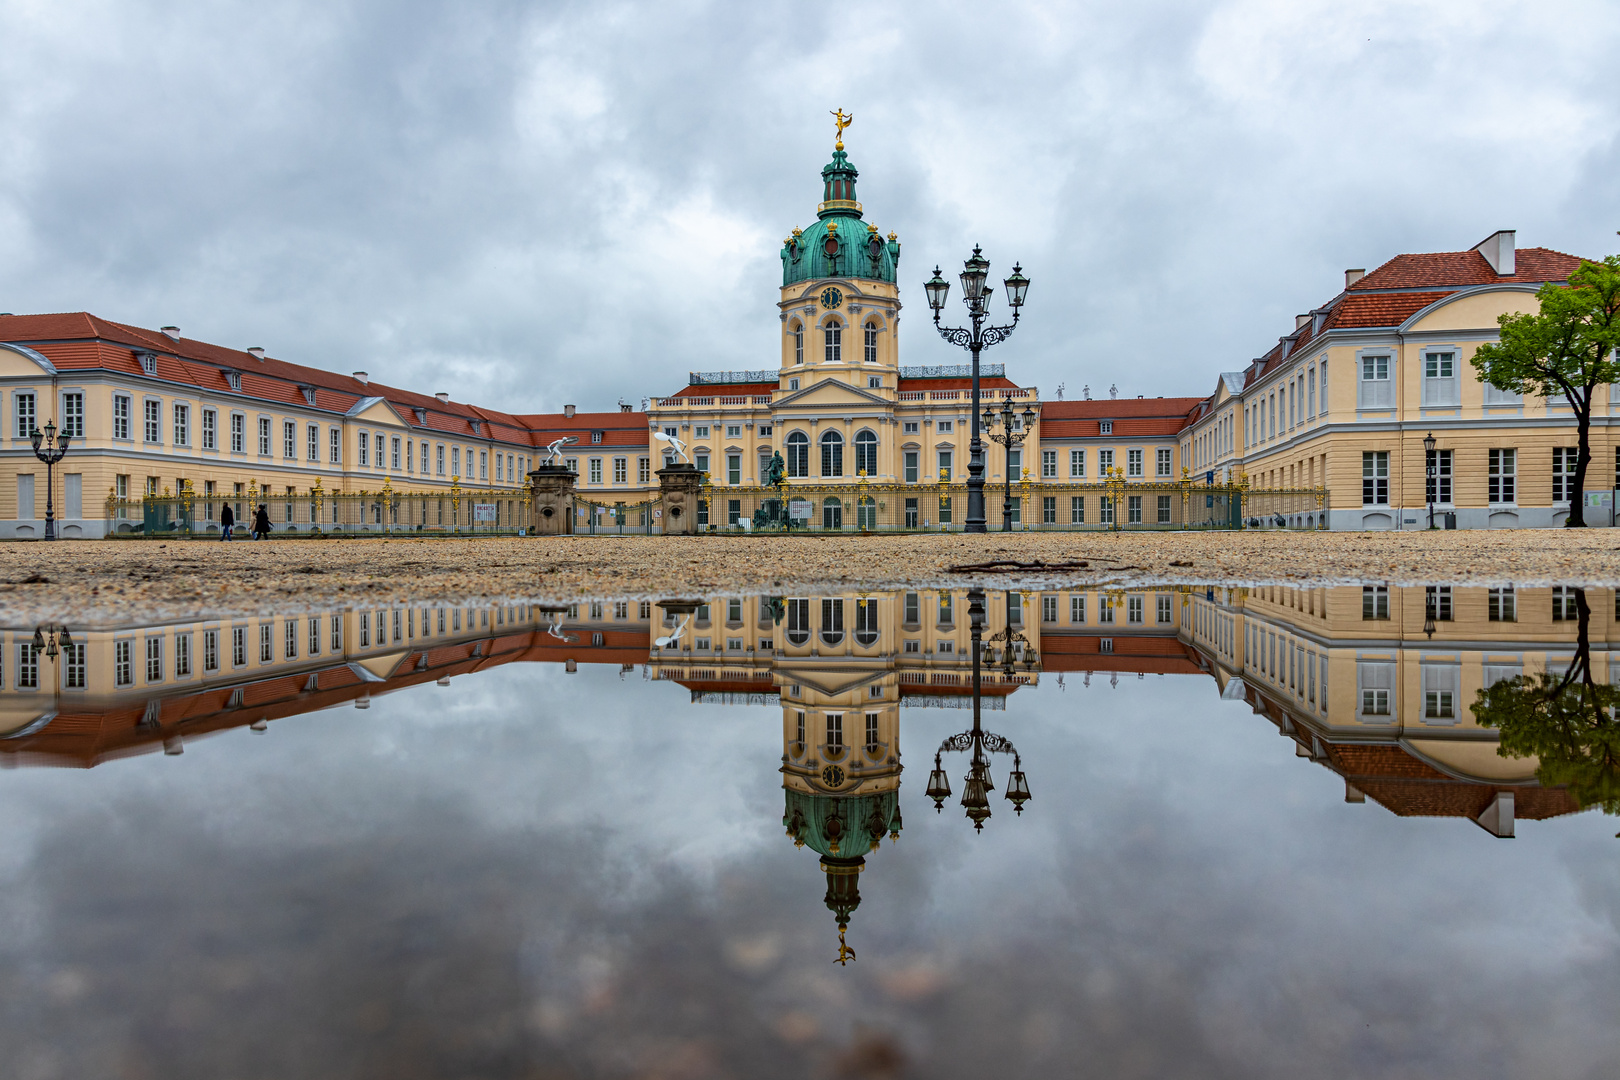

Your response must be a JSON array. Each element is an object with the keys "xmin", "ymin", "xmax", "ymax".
[
  {"xmin": 1472, "ymin": 588, "xmax": 1620, "ymax": 819},
  {"xmin": 1471, "ymin": 255, "xmax": 1620, "ymax": 526}
]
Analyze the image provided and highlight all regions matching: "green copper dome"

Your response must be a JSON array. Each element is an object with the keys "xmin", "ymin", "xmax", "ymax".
[
  {"xmin": 781, "ymin": 148, "xmax": 901, "ymax": 287},
  {"xmin": 783, "ymin": 788, "xmax": 900, "ymax": 859}
]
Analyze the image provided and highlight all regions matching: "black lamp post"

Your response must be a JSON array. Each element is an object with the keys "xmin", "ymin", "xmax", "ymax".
[
  {"xmin": 1423, "ymin": 431, "xmax": 1437, "ymax": 529},
  {"xmin": 923, "ymin": 589, "xmax": 1032, "ymax": 829},
  {"xmin": 30, "ymin": 420, "xmax": 72, "ymax": 541},
  {"xmin": 925, "ymin": 251, "xmax": 1029, "ymax": 534},
  {"xmin": 982, "ymin": 401, "xmax": 1037, "ymax": 532}
]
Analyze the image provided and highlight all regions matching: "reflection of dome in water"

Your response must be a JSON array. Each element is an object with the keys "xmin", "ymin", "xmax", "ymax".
[{"xmin": 784, "ymin": 789, "xmax": 901, "ymax": 961}]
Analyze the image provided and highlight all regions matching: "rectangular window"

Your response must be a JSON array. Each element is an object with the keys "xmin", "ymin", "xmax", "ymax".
[
  {"xmin": 1042, "ymin": 595, "xmax": 1059, "ymax": 623},
  {"xmin": 1157, "ymin": 447, "xmax": 1173, "ymax": 476},
  {"xmin": 16, "ymin": 392, "xmax": 36, "ymax": 439},
  {"xmin": 1552, "ymin": 447, "xmax": 1577, "ymax": 504},
  {"xmin": 1552, "ymin": 585, "xmax": 1579, "ymax": 621},
  {"xmin": 1041, "ymin": 450, "xmax": 1057, "ymax": 478},
  {"xmin": 1127, "ymin": 595, "xmax": 1144, "ymax": 623},
  {"xmin": 589, "ymin": 458, "xmax": 602, "ymax": 484},
  {"xmin": 728, "ymin": 499, "xmax": 741, "ymax": 526},
  {"xmin": 284, "ymin": 421, "xmax": 296, "ymax": 459},
  {"xmin": 359, "ymin": 613, "xmax": 370, "ymax": 648},
  {"xmin": 904, "ymin": 497, "xmax": 918, "ymax": 528},
  {"xmin": 1099, "ymin": 596, "xmax": 1115, "ymax": 624},
  {"xmin": 61, "ymin": 392, "xmax": 83, "ymax": 438},
  {"xmin": 1362, "ymin": 451, "xmax": 1389, "ymax": 505},
  {"xmin": 1421, "ymin": 351, "xmax": 1458, "ymax": 407},
  {"xmin": 332, "ymin": 615, "xmax": 343, "ymax": 651},
  {"xmin": 330, "ymin": 428, "xmax": 340, "ymax": 464},
  {"xmin": 479, "ymin": 450, "xmax": 488, "ymax": 480},
  {"xmin": 359, "ymin": 433, "xmax": 369, "ymax": 466},
  {"xmin": 1307, "ymin": 368, "xmax": 1316, "ymax": 417},
  {"xmin": 1099, "ymin": 495, "xmax": 1114, "ymax": 525},
  {"xmin": 227, "ymin": 413, "xmax": 242, "ymax": 453},
  {"xmin": 112, "ymin": 395, "xmax": 129, "ymax": 440},
  {"xmin": 310, "ymin": 617, "xmax": 321, "ymax": 655},
  {"xmin": 938, "ymin": 593, "xmax": 954, "ymax": 624},
  {"xmin": 436, "ymin": 445, "xmax": 445, "ymax": 475},
  {"xmin": 115, "ymin": 640, "xmax": 133, "ymax": 686},
  {"xmin": 938, "ymin": 496, "xmax": 951, "ymax": 524},
  {"xmin": 259, "ymin": 624, "xmax": 273, "ymax": 663},
  {"xmin": 1127, "ymin": 494, "xmax": 1142, "ymax": 523},
  {"xmin": 146, "ymin": 637, "xmax": 162, "ymax": 682},
  {"xmin": 1157, "ymin": 494, "xmax": 1171, "ymax": 524},
  {"xmin": 285, "ymin": 620, "xmax": 298, "ymax": 659},
  {"xmin": 612, "ymin": 457, "xmax": 628, "ymax": 484},
  {"xmin": 937, "ymin": 450, "xmax": 952, "ymax": 481},
  {"xmin": 903, "ymin": 592, "xmax": 919, "ymax": 624},
  {"xmin": 1070, "ymin": 595, "xmax": 1086, "ymax": 623},
  {"xmin": 937, "ymin": 420, "xmax": 952, "ymax": 433},
  {"xmin": 232, "ymin": 627, "xmax": 247, "ymax": 667},
  {"xmin": 65, "ymin": 642, "xmax": 86, "ymax": 688},
  {"xmin": 904, "ymin": 451, "xmax": 918, "ymax": 483},
  {"xmin": 18, "ymin": 643, "xmax": 39, "ymax": 689},
  {"xmin": 1425, "ymin": 585, "xmax": 1453, "ymax": 621},
  {"xmin": 1157, "ymin": 595, "xmax": 1172, "ymax": 623},
  {"xmin": 307, "ymin": 424, "xmax": 318, "ymax": 461},
  {"xmin": 203, "ymin": 630, "xmax": 219, "ymax": 672},
  {"xmin": 638, "ymin": 457, "xmax": 650, "ymax": 483},
  {"xmin": 726, "ymin": 454, "xmax": 740, "ymax": 485},
  {"xmin": 452, "ymin": 447, "xmax": 461, "ymax": 476},
  {"xmin": 1427, "ymin": 449, "xmax": 1453, "ymax": 506},
  {"xmin": 1042, "ymin": 495, "xmax": 1056, "ymax": 524},
  {"xmin": 1070, "ymin": 496, "xmax": 1084, "ymax": 524},
  {"xmin": 1358, "ymin": 354, "xmax": 1393, "ymax": 409},
  {"xmin": 826, "ymin": 713, "xmax": 843, "ymax": 750},
  {"xmin": 1127, "ymin": 448, "xmax": 1143, "ymax": 477},
  {"xmin": 1098, "ymin": 448, "xmax": 1114, "ymax": 474},
  {"xmin": 1362, "ymin": 585, "xmax": 1389, "ymax": 620},
  {"xmin": 1070, "ymin": 449, "xmax": 1085, "ymax": 477},
  {"xmin": 1488, "ymin": 449, "xmax": 1516, "ymax": 504},
  {"xmin": 1488, "ymin": 586, "xmax": 1516, "ymax": 622},
  {"xmin": 258, "ymin": 417, "xmax": 271, "ymax": 455},
  {"xmin": 145, "ymin": 399, "xmax": 162, "ymax": 443},
  {"xmin": 172, "ymin": 403, "xmax": 188, "ymax": 446},
  {"xmin": 1009, "ymin": 448, "xmax": 1022, "ymax": 479}
]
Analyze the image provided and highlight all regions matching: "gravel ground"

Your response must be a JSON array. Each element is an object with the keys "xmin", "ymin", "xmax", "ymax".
[{"xmin": 0, "ymin": 530, "xmax": 1618, "ymax": 627}]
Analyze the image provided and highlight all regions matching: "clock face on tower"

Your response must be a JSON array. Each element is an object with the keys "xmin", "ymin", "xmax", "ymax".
[{"xmin": 820, "ymin": 287, "xmax": 843, "ymax": 310}]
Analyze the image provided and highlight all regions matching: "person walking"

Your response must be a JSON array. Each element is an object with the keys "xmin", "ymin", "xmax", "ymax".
[
  {"xmin": 220, "ymin": 503, "xmax": 235, "ymax": 541},
  {"xmin": 253, "ymin": 504, "xmax": 271, "ymax": 540}
]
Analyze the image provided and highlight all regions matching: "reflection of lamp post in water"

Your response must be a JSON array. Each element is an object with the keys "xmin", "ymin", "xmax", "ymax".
[{"xmin": 924, "ymin": 589, "xmax": 1032, "ymax": 829}]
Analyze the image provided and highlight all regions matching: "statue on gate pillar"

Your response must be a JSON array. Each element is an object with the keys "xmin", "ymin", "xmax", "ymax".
[{"xmin": 528, "ymin": 443, "xmax": 578, "ymax": 536}]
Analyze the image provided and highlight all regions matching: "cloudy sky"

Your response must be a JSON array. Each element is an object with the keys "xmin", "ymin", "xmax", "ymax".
[{"xmin": 2, "ymin": 0, "xmax": 1617, "ymax": 414}]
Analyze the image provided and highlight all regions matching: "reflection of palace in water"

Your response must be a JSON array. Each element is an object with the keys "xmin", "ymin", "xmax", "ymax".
[{"xmin": 1, "ymin": 582, "xmax": 1606, "ymax": 955}]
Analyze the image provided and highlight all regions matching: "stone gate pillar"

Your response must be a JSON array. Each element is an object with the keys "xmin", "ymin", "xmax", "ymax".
[
  {"xmin": 658, "ymin": 463, "xmax": 702, "ymax": 536},
  {"xmin": 528, "ymin": 464, "xmax": 578, "ymax": 535}
]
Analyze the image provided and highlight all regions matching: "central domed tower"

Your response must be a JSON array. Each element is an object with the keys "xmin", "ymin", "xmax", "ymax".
[{"xmin": 777, "ymin": 125, "xmax": 903, "ymax": 393}]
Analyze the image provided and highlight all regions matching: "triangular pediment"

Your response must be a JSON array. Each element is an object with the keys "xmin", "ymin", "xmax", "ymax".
[
  {"xmin": 777, "ymin": 664, "xmax": 889, "ymax": 698},
  {"xmin": 773, "ymin": 377, "xmax": 889, "ymax": 409},
  {"xmin": 346, "ymin": 396, "xmax": 412, "ymax": 427}
]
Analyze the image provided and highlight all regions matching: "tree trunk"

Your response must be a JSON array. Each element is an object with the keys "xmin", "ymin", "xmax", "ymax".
[{"xmin": 1568, "ymin": 390, "xmax": 1592, "ymax": 526}]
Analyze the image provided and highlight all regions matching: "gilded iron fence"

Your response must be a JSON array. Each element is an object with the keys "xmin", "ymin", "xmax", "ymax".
[
  {"xmin": 689, "ymin": 480, "xmax": 1329, "ymax": 532},
  {"xmin": 106, "ymin": 481, "xmax": 533, "ymax": 537}
]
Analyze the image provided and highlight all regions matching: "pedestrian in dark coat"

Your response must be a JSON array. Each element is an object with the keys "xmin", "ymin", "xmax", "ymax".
[
  {"xmin": 253, "ymin": 505, "xmax": 272, "ymax": 540},
  {"xmin": 220, "ymin": 504, "xmax": 235, "ymax": 540}
]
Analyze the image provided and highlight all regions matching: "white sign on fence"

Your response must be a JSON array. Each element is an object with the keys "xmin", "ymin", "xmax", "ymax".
[
  {"xmin": 788, "ymin": 499, "xmax": 813, "ymax": 521},
  {"xmin": 472, "ymin": 503, "xmax": 497, "ymax": 522}
]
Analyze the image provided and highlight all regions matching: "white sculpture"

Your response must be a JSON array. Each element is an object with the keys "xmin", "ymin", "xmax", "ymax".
[
  {"xmin": 540, "ymin": 435, "xmax": 579, "ymax": 466},
  {"xmin": 652, "ymin": 430, "xmax": 690, "ymax": 464}
]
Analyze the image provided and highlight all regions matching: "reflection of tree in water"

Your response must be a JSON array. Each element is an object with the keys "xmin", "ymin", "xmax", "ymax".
[{"xmin": 1471, "ymin": 588, "xmax": 1620, "ymax": 821}]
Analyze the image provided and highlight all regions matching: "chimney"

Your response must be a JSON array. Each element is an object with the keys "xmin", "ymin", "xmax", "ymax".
[
  {"xmin": 247, "ymin": 347, "xmax": 265, "ymax": 360},
  {"xmin": 1344, "ymin": 268, "xmax": 1365, "ymax": 288},
  {"xmin": 619, "ymin": 403, "xmax": 632, "ymax": 413},
  {"xmin": 353, "ymin": 372, "xmax": 369, "ymax": 386},
  {"xmin": 160, "ymin": 326, "xmax": 181, "ymax": 342},
  {"xmin": 564, "ymin": 404, "xmax": 576, "ymax": 418},
  {"xmin": 1473, "ymin": 230, "xmax": 1516, "ymax": 276},
  {"xmin": 1295, "ymin": 313, "xmax": 1311, "ymax": 330},
  {"xmin": 435, "ymin": 392, "xmax": 450, "ymax": 404}
]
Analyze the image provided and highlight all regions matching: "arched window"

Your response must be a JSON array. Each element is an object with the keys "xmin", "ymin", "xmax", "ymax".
[
  {"xmin": 821, "ymin": 431, "xmax": 843, "ymax": 477},
  {"xmin": 822, "ymin": 496, "xmax": 843, "ymax": 530},
  {"xmin": 864, "ymin": 323, "xmax": 878, "ymax": 363},
  {"xmin": 824, "ymin": 320, "xmax": 842, "ymax": 363},
  {"xmin": 786, "ymin": 597, "xmax": 810, "ymax": 646},
  {"xmin": 854, "ymin": 430, "xmax": 878, "ymax": 476},
  {"xmin": 786, "ymin": 431, "xmax": 810, "ymax": 478},
  {"xmin": 791, "ymin": 323, "xmax": 803, "ymax": 365},
  {"xmin": 821, "ymin": 598, "xmax": 845, "ymax": 646},
  {"xmin": 854, "ymin": 597, "xmax": 879, "ymax": 646}
]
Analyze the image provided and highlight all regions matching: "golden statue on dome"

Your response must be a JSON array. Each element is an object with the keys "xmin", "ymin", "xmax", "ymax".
[{"xmin": 830, "ymin": 107, "xmax": 853, "ymax": 149}]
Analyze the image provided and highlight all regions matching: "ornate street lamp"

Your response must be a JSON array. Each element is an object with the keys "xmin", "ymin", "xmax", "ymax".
[
  {"xmin": 925, "ymin": 250, "xmax": 1030, "ymax": 533},
  {"xmin": 1423, "ymin": 431, "xmax": 1437, "ymax": 530},
  {"xmin": 982, "ymin": 402, "xmax": 1037, "ymax": 532},
  {"xmin": 32, "ymin": 623, "xmax": 72, "ymax": 661},
  {"xmin": 29, "ymin": 420, "xmax": 72, "ymax": 541},
  {"xmin": 924, "ymin": 590, "xmax": 1032, "ymax": 829}
]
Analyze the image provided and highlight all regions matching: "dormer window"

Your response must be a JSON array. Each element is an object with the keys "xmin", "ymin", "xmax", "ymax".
[
  {"xmin": 1100, "ymin": 420, "xmax": 1113, "ymax": 435},
  {"xmin": 220, "ymin": 369, "xmax": 242, "ymax": 392},
  {"xmin": 413, "ymin": 407, "xmax": 427, "ymax": 424},
  {"xmin": 139, "ymin": 353, "xmax": 157, "ymax": 375},
  {"xmin": 591, "ymin": 431, "xmax": 603, "ymax": 444},
  {"xmin": 470, "ymin": 419, "xmax": 483, "ymax": 435},
  {"xmin": 301, "ymin": 386, "xmax": 318, "ymax": 406}
]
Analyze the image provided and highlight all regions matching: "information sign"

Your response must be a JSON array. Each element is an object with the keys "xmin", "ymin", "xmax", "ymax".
[
  {"xmin": 788, "ymin": 499, "xmax": 813, "ymax": 521},
  {"xmin": 472, "ymin": 503, "xmax": 497, "ymax": 522}
]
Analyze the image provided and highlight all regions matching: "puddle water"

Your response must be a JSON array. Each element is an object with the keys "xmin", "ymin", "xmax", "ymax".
[{"xmin": 1, "ymin": 584, "xmax": 1617, "ymax": 1078}]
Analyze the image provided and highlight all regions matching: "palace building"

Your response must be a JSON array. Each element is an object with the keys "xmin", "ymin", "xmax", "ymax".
[{"xmin": 1, "ymin": 119, "xmax": 1611, "ymax": 534}]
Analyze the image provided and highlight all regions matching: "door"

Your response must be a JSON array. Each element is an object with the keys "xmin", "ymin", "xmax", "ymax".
[
  {"xmin": 17, "ymin": 473, "xmax": 35, "ymax": 520},
  {"xmin": 65, "ymin": 473, "xmax": 82, "ymax": 519}
]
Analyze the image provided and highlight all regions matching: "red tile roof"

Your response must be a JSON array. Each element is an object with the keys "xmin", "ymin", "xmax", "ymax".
[
  {"xmin": 1042, "ymin": 397, "xmax": 1204, "ymax": 420},
  {"xmin": 1042, "ymin": 417, "xmax": 1187, "ymax": 439},
  {"xmin": 1348, "ymin": 247, "xmax": 1585, "ymax": 291},
  {"xmin": 670, "ymin": 384, "xmax": 774, "ymax": 398}
]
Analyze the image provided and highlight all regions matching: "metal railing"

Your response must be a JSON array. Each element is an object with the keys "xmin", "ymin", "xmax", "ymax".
[{"xmin": 106, "ymin": 483, "xmax": 534, "ymax": 537}]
